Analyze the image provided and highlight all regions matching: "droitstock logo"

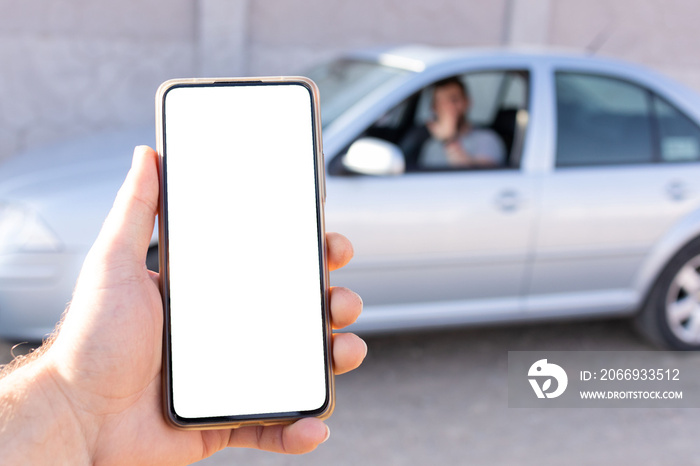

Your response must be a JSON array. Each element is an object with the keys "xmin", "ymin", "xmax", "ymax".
[{"xmin": 528, "ymin": 359, "xmax": 568, "ymax": 399}]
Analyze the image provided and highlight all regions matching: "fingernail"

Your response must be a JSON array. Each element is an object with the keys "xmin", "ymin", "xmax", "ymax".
[
  {"xmin": 361, "ymin": 338, "xmax": 368, "ymax": 358},
  {"xmin": 322, "ymin": 425, "xmax": 331, "ymax": 443},
  {"xmin": 132, "ymin": 145, "xmax": 148, "ymax": 164}
]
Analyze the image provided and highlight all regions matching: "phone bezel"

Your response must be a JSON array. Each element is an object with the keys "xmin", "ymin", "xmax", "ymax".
[{"xmin": 155, "ymin": 77, "xmax": 332, "ymax": 429}]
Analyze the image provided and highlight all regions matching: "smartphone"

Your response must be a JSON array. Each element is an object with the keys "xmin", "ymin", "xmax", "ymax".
[{"xmin": 155, "ymin": 77, "xmax": 332, "ymax": 429}]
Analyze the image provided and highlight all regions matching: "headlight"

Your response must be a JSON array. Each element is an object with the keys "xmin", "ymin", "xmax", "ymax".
[{"xmin": 0, "ymin": 202, "xmax": 62, "ymax": 254}]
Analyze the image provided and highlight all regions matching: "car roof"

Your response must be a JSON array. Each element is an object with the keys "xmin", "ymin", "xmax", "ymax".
[
  {"xmin": 339, "ymin": 44, "xmax": 700, "ymax": 111},
  {"xmin": 343, "ymin": 44, "xmax": 649, "ymax": 73}
]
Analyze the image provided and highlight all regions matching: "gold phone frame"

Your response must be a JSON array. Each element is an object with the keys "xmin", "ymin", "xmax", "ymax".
[{"xmin": 155, "ymin": 76, "xmax": 333, "ymax": 429}]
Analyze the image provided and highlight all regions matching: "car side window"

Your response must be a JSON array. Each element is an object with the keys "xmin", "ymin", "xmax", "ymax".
[
  {"xmin": 331, "ymin": 69, "xmax": 529, "ymax": 176},
  {"xmin": 653, "ymin": 96, "xmax": 700, "ymax": 163},
  {"xmin": 409, "ymin": 70, "xmax": 529, "ymax": 171},
  {"xmin": 555, "ymin": 72, "xmax": 700, "ymax": 167},
  {"xmin": 555, "ymin": 73, "xmax": 655, "ymax": 167},
  {"xmin": 362, "ymin": 97, "xmax": 415, "ymax": 143}
]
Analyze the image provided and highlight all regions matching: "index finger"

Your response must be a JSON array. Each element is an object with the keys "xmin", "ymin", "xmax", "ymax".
[{"xmin": 326, "ymin": 232, "xmax": 353, "ymax": 271}]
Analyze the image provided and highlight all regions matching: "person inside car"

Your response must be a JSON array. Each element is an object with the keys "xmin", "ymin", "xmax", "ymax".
[{"xmin": 419, "ymin": 77, "xmax": 505, "ymax": 169}]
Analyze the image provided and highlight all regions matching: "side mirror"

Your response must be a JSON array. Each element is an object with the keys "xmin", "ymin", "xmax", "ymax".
[{"xmin": 342, "ymin": 137, "xmax": 406, "ymax": 176}]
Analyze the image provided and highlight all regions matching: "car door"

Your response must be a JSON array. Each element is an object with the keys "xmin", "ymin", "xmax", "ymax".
[
  {"xmin": 326, "ymin": 69, "xmax": 537, "ymax": 330},
  {"xmin": 527, "ymin": 71, "xmax": 700, "ymax": 314}
]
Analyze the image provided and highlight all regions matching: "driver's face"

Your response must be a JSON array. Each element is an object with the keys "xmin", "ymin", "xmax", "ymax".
[{"xmin": 432, "ymin": 83, "xmax": 469, "ymax": 118}]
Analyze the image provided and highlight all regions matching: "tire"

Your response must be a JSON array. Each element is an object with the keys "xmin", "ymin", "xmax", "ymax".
[
  {"xmin": 146, "ymin": 245, "xmax": 159, "ymax": 273},
  {"xmin": 634, "ymin": 237, "xmax": 700, "ymax": 350}
]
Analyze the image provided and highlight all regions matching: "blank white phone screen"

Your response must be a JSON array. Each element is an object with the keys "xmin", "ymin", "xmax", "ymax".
[{"xmin": 164, "ymin": 83, "xmax": 327, "ymax": 419}]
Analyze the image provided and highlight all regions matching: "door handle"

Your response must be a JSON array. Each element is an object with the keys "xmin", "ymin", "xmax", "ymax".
[
  {"xmin": 495, "ymin": 189, "xmax": 519, "ymax": 212},
  {"xmin": 666, "ymin": 180, "xmax": 688, "ymax": 201}
]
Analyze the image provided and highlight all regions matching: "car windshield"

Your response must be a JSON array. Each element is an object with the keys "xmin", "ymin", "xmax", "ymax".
[{"xmin": 304, "ymin": 59, "xmax": 411, "ymax": 128}]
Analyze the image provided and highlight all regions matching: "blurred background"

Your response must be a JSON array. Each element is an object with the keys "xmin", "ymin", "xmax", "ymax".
[
  {"xmin": 3, "ymin": 1, "xmax": 700, "ymax": 464},
  {"xmin": 4, "ymin": 0, "xmax": 700, "ymax": 164}
]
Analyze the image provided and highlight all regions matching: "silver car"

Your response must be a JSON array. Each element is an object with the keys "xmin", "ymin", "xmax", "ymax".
[{"xmin": 2, "ymin": 46, "xmax": 700, "ymax": 350}]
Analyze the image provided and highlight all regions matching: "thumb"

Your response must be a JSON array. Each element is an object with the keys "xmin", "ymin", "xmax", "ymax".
[{"xmin": 92, "ymin": 145, "xmax": 159, "ymax": 267}]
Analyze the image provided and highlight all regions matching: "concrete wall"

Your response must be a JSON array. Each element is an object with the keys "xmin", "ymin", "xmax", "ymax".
[
  {"xmin": 0, "ymin": 0, "xmax": 197, "ymax": 160},
  {"xmin": 3, "ymin": 0, "xmax": 700, "ymax": 162},
  {"xmin": 548, "ymin": 0, "xmax": 700, "ymax": 90},
  {"xmin": 246, "ymin": 0, "xmax": 507, "ymax": 74}
]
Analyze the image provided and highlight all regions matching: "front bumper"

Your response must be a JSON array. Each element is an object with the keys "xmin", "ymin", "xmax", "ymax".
[{"xmin": 0, "ymin": 250, "xmax": 86, "ymax": 340}]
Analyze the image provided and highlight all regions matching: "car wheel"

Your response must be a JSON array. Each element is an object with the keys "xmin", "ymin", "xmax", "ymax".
[
  {"xmin": 635, "ymin": 237, "xmax": 700, "ymax": 350},
  {"xmin": 146, "ymin": 245, "xmax": 159, "ymax": 273}
]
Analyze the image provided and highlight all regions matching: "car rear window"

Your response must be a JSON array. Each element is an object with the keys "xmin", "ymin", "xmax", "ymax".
[
  {"xmin": 555, "ymin": 72, "xmax": 700, "ymax": 167},
  {"xmin": 555, "ymin": 73, "xmax": 654, "ymax": 167}
]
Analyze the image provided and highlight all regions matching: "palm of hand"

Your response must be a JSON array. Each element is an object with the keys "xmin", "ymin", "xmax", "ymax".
[
  {"xmin": 40, "ymin": 147, "xmax": 362, "ymax": 465},
  {"xmin": 46, "ymin": 154, "xmax": 214, "ymax": 464}
]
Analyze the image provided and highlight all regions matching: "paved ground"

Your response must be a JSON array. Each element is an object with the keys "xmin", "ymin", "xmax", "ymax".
[{"xmin": 3, "ymin": 319, "xmax": 699, "ymax": 465}]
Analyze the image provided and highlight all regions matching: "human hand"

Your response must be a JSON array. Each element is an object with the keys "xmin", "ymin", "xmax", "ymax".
[
  {"xmin": 0, "ymin": 146, "xmax": 366, "ymax": 465},
  {"xmin": 443, "ymin": 139, "xmax": 473, "ymax": 167},
  {"xmin": 426, "ymin": 106, "xmax": 460, "ymax": 142}
]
